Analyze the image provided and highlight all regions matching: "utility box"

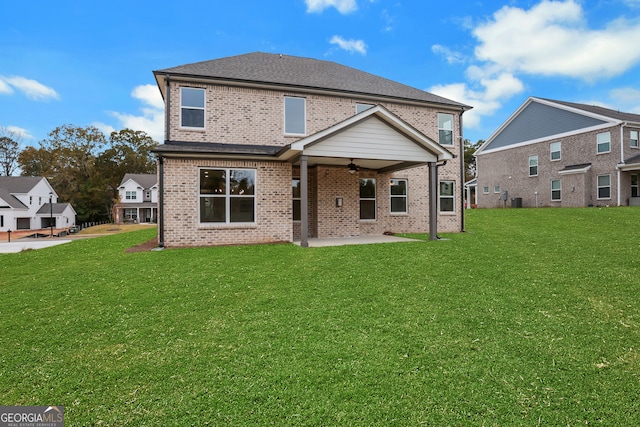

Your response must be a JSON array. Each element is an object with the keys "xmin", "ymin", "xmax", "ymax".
[{"xmin": 511, "ymin": 197, "xmax": 523, "ymax": 208}]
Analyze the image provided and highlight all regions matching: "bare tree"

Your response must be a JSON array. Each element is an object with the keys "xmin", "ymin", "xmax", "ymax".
[{"xmin": 0, "ymin": 126, "xmax": 22, "ymax": 176}]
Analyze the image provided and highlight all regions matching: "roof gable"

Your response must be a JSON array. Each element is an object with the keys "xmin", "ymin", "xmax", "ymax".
[
  {"xmin": 479, "ymin": 98, "xmax": 612, "ymax": 154},
  {"xmin": 155, "ymin": 52, "xmax": 470, "ymax": 110},
  {"xmin": 120, "ymin": 174, "xmax": 157, "ymax": 189},
  {"xmin": 0, "ymin": 176, "xmax": 45, "ymax": 194},
  {"xmin": 287, "ymin": 105, "xmax": 453, "ymax": 164}
]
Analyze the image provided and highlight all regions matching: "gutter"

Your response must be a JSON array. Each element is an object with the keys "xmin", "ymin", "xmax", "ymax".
[
  {"xmin": 619, "ymin": 122, "xmax": 626, "ymax": 206},
  {"xmin": 459, "ymin": 111, "xmax": 465, "ymax": 232}
]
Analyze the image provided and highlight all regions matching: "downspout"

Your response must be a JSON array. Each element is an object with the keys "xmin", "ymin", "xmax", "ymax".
[
  {"xmin": 618, "ymin": 122, "xmax": 626, "ymax": 206},
  {"xmin": 459, "ymin": 110, "xmax": 466, "ymax": 232},
  {"xmin": 158, "ymin": 74, "xmax": 170, "ymax": 248}
]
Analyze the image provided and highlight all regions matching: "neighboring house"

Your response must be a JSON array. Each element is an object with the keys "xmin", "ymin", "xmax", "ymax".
[
  {"xmin": 152, "ymin": 52, "xmax": 471, "ymax": 247},
  {"xmin": 114, "ymin": 174, "xmax": 158, "ymax": 223},
  {"xmin": 475, "ymin": 97, "xmax": 640, "ymax": 208},
  {"xmin": 0, "ymin": 176, "xmax": 76, "ymax": 231}
]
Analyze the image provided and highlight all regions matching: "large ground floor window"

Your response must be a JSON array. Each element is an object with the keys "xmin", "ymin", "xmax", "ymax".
[
  {"xmin": 597, "ymin": 175, "xmax": 611, "ymax": 199},
  {"xmin": 199, "ymin": 168, "xmax": 256, "ymax": 224},
  {"xmin": 360, "ymin": 178, "xmax": 376, "ymax": 220},
  {"xmin": 124, "ymin": 208, "xmax": 137, "ymax": 221},
  {"xmin": 439, "ymin": 181, "xmax": 455, "ymax": 212}
]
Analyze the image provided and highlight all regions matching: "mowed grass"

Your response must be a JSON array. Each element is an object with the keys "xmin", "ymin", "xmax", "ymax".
[{"xmin": 1, "ymin": 208, "xmax": 639, "ymax": 426}]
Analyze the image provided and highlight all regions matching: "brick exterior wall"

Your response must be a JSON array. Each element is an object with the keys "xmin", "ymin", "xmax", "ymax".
[
  {"xmin": 476, "ymin": 124, "xmax": 640, "ymax": 208},
  {"xmin": 161, "ymin": 80, "xmax": 464, "ymax": 247}
]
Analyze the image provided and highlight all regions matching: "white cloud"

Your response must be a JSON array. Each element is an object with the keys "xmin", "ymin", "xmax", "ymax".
[
  {"xmin": 0, "ymin": 76, "xmax": 59, "ymax": 101},
  {"xmin": 609, "ymin": 87, "xmax": 640, "ymax": 114},
  {"xmin": 432, "ymin": 44, "xmax": 466, "ymax": 65},
  {"xmin": 473, "ymin": 0, "xmax": 640, "ymax": 80},
  {"xmin": 329, "ymin": 35, "xmax": 367, "ymax": 54},
  {"xmin": 429, "ymin": 72, "xmax": 524, "ymax": 130},
  {"xmin": 306, "ymin": 0, "xmax": 357, "ymax": 13},
  {"xmin": 106, "ymin": 84, "xmax": 165, "ymax": 142},
  {"xmin": 6, "ymin": 126, "xmax": 33, "ymax": 140}
]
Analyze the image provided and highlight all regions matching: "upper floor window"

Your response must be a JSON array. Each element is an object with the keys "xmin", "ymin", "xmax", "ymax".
[
  {"xmin": 126, "ymin": 191, "xmax": 137, "ymax": 200},
  {"xmin": 438, "ymin": 113, "xmax": 453, "ymax": 146},
  {"xmin": 284, "ymin": 96, "xmax": 306, "ymax": 135},
  {"xmin": 390, "ymin": 179, "xmax": 407, "ymax": 214},
  {"xmin": 631, "ymin": 130, "xmax": 639, "ymax": 148},
  {"xmin": 597, "ymin": 132, "xmax": 610, "ymax": 154},
  {"xmin": 199, "ymin": 168, "xmax": 256, "ymax": 224},
  {"xmin": 529, "ymin": 155, "xmax": 538, "ymax": 176},
  {"xmin": 439, "ymin": 181, "xmax": 455, "ymax": 212},
  {"xmin": 359, "ymin": 178, "xmax": 376, "ymax": 220},
  {"xmin": 145, "ymin": 190, "xmax": 151, "ymax": 199},
  {"xmin": 551, "ymin": 179, "xmax": 561, "ymax": 201},
  {"xmin": 494, "ymin": 185, "xmax": 500, "ymax": 193},
  {"xmin": 356, "ymin": 103, "xmax": 374, "ymax": 114},
  {"xmin": 550, "ymin": 141, "xmax": 561, "ymax": 161},
  {"xmin": 181, "ymin": 87, "xmax": 205, "ymax": 129},
  {"xmin": 597, "ymin": 174, "xmax": 611, "ymax": 199},
  {"xmin": 29, "ymin": 196, "xmax": 32, "ymax": 205}
]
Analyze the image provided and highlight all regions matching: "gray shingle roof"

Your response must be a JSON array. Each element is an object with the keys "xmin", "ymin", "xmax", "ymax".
[
  {"xmin": 540, "ymin": 98, "xmax": 640, "ymax": 123},
  {"xmin": 0, "ymin": 188, "xmax": 27, "ymax": 209},
  {"xmin": 120, "ymin": 173, "xmax": 157, "ymax": 189},
  {"xmin": 0, "ymin": 176, "xmax": 43, "ymax": 193},
  {"xmin": 36, "ymin": 203, "xmax": 73, "ymax": 215},
  {"xmin": 155, "ymin": 52, "xmax": 471, "ymax": 109}
]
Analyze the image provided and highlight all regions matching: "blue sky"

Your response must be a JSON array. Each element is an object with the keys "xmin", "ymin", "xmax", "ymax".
[{"xmin": 2, "ymin": 0, "xmax": 640, "ymax": 149}]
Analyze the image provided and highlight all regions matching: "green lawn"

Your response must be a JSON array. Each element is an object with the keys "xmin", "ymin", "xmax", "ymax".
[{"xmin": 1, "ymin": 208, "xmax": 639, "ymax": 426}]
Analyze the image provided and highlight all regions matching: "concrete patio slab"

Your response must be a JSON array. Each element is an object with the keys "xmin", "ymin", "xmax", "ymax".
[{"xmin": 294, "ymin": 235, "xmax": 422, "ymax": 247}]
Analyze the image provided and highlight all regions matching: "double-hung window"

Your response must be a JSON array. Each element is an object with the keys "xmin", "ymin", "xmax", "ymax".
[
  {"xmin": 483, "ymin": 186, "xmax": 489, "ymax": 194},
  {"xmin": 181, "ymin": 87, "xmax": 205, "ymax": 129},
  {"xmin": 126, "ymin": 191, "xmax": 136, "ymax": 200},
  {"xmin": 597, "ymin": 175, "xmax": 611, "ymax": 199},
  {"xmin": 529, "ymin": 155, "xmax": 538, "ymax": 176},
  {"xmin": 359, "ymin": 178, "xmax": 376, "ymax": 220},
  {"xmin": 632, "ymin": 174, "xmax": 639, "ymax": 197},
  {"xmin": 438, "ymin": 113, "xmax": 453, "ymax": 146},
  {"xmin": 390, "ymin": 179, "xmax": 407, "ymax": 214},
  {"xmin": 292, "ymin": 178, "xmax": 301, "ymax": 221},
  {"xmin": 284, "ymin": 96, "xmax": 306, "ymax": 135},
  {"xmin": 439, "ymin": 181, "xmax": 455, "ymax": 212},
  {"xmin": 597, "ymin": 132, "xmax": 611, "ymax": 154},
  {"xmin": 551, "ymin": 179, "xmax": 561, "ymax": 201},
  {"xmin": 550, "ymin": 141, "xmax": 561, "ymax": 161},
  {"xmin": 199, "ymin": 168, "xmax": 256, "ymax": 224},
  {"xmin": 631, "ymin": 130, "xmax": 639, "ymax": 148}
]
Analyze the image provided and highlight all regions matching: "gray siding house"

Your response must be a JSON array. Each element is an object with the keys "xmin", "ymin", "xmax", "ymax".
[{"xmin": 474, "ymin": 97, "xmax": 640, "ymax": 208}]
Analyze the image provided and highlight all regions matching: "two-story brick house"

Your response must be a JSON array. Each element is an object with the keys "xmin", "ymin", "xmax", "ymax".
[
  {"xmin": 152, "ymin": 52, "xmax": 471, "ymax": 247},
  {"xmin": 114, "ymin": 174, "xmax": 158, "ymax": 223},
  {"xmin": 475, "ymin": 97, "xmax": 640, "ymax": 208}
]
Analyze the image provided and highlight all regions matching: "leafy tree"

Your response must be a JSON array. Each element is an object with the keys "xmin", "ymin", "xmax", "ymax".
[
  {"xmin": 0, "ymin": 127, "xmax": 22, "ymax": 176},
  {"xmin": 464, "ymin": 139, "xmax": 483, "ymax": 182}
]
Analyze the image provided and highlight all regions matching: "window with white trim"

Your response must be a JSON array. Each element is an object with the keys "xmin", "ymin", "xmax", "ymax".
[
  {"xmin": 126, "ymin": 191, "xmax": 137, "ymax": 200},
  {"xmin": 550, "ymin": 141, "xmax": 561, "ymax": 161},
  {"xmin": 0, "ymin": 215, "xmax": 3, "ymax": 228},
  {"xmin": 438, "ymin": 113, "xmax": 454, "ymax": 146},
  {"xmin": 439, "ymin": 181, "xmax": 455, "ymax": 212},
  {"xmin": 180, "ymin": 87, "xmax": 205, "ymax": 128},
  {"xmin": 199, "ymin": 168, "xmax": 256, "ymax": 223},
  {"xmin": 360, "ymin": 178, "xmax": 376, "ymax": 220},
  {"xmin": 597, "ymin": 174, "xmax": 611, "ymax": 199},
  {"xmin": 390, "ymin": 179, "xmax": 407, "ymax": 214},
  {"xmin": 356, "ymin": 103, "xmax": 374, "ymax": 114},
  {"xmin": 632, "ymin": 174, "xmax": 638, "ymax": 198},
  {"xmin": 284, "ymin": 96, "xmax": 306, "ymax": 135},
  {"xmin": 124, "ymin": 208, "xmax": 137, "ymax": 221},
  {"xmin": 551, "ymin": 179, "xmax": 561, "ymax": 201},
  {"xmin": 631, "ymin": 130, "xmax": 639, "ymax": 148},
  {"xmin": 597, "ymin": 132, "xmax": 611, "ymax": 154},
  {"xmin": 292, "ymin": 178, "xmax": 301, "ymax": 221},
  {"xmin": 529, "ymin": 155, "xmax": 538, "ymax": 176},
  {"xmin": 494, "ymin": 185, "xmax": 500, "ymax": 193},
  {"xmin": 483, "ymin": 186, "xmax": 489, "ymax": 194}
]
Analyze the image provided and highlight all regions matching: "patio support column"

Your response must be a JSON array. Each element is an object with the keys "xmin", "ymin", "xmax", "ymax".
[
  {"xmin": 428, "ymin": 162, "xmax": 438, "ymax": 241},
  {"xmin": 300, "ymin": 155, "xmax": 309, "ymax": 247}
]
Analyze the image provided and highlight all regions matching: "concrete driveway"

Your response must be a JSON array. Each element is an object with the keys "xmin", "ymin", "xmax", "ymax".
[{"xmin": 0, "ymin": 239, "xmax": 72, "ymax": 253}]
